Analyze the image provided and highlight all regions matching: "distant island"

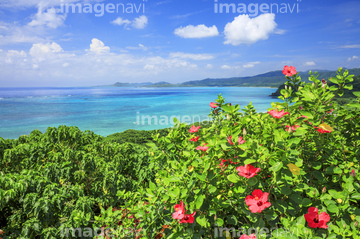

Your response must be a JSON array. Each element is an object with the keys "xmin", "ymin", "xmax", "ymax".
[{"xmin": 103, "ymin": 68, "xmax": 360, "ymax": 89}]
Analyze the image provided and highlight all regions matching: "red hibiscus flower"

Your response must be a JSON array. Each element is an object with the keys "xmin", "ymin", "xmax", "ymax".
[
  {"xmin": 196, "ymin": 143, "xmax": 209, "ymax": 152},
  {"xmin": 172, "ymin": 200, "xmax": 185, "ymax": 220},
  {"xmin": 240, "ymin": 234, "xmax": 257, "ymax": 239},
  {"xmin": 189, "ymin": 125, "xmax": 201, "ymax": 133},
  {"xmin": 314, "ymin": 127, "xmax": 331, "ymax": 134},
  {"xmin": 245, "ymin": 189, "xmax": 271, "ymax": 213},
  {"xmin": 227, "ymin": 135, "xmax": 246, "ymax": 145},
  {"xmin": 304, "ymin": 207, "xmax": 330, "ymax": 229},
  {"xmin": 282, "ymin": 65, "xmax": 297, "ymax": 77},
  {"xmin": 189, "ymin": 136, "xmax": 199, "ymax": 142},
  {"xmin": 267, "ymin": 109, "xmax": 289, "ymax": 119},
  {"xmin": 285, "ymin": 124, "xmax": 300, "ymax": 132},
  {"xmin": 179, "ymin": 212, "xmax": 196, "ymax": 224},
  {"xmin": 227, "ymin": 136, "xmax": 234, "ymax": 145},
  {"xmin": 237, "ymin": 164, "xmax": 261, "ymax": 179},
  {"xmin": 219, "ymin": 159, "xmax": 228, "ymax": 170},
  {"xmin": 210, "ymin": 102, "xmax": 219, "ymax": 108},
  {"xmin": 238, "ymin": 136, "xmax": 246, "ymax": 145},
  {"xmin": 322, "ymin": 79, "xmax": 326, "ymax": 88}
]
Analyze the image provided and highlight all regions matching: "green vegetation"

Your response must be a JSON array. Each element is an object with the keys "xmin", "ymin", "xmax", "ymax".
[
  {"xmin": 1, "ymin": 68, "xmax": 360, "ymax": 238},
  {"xmin": 271, "ymin": 72, "xmax": 360, "ymax": 105},
  {"xmin": 0, "ymin": 126, "xmax": 155, "ymax": 238}
]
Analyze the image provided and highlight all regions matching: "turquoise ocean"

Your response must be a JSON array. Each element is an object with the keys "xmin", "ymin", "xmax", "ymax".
[{"xmin": 0, "ymin": 87, "xmax": 277, "ymax": 139}]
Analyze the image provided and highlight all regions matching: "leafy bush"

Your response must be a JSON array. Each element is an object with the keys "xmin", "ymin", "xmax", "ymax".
[
  {"xmin": 117, "ymin": 67, "xmax": 360, "ymax": 239},
  {"xmin": 0, "ymin": 126, "xmax": 155, "ymax": 238}
]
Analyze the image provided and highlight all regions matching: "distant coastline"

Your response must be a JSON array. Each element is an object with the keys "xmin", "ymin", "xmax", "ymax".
[{"xmin": 101, "ymin": 68, "xmax": 360, "ymax": 89}]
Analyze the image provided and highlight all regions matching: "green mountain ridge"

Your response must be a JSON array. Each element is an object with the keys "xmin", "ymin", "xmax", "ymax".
[{"xmin": 107, "ymin": 68, "xmax": 360, "ymax": 88}]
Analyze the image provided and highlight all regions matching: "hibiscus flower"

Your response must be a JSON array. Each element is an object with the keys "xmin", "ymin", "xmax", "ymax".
[
  {"xmin": 267, "ymin": 109, "xmax": 289, "ymax": 119},
  {"xmin": 304, "ymin": 207, "xmax": 330, "ymax": 229},
  {"xmin": 210, "ymin": 102, "xmax": 219, "ymax": 108},
  {"xmin": 282, "ymin": 65, "xmax": 297, "ymax": 77},
  {"xmin": 189, "ymin": 125, "xmax": 201, "ymax": 133},
  {"xmin": 196, "ymin": 143, "xmax": 209, "ymax": 152},
  {"xmin": 245, "ymin": 189, "xmax": 271, "ymax": 213},
  {"xmin": 172, "ymin": 200, "xmax": 185, "ymax": 220},
  {"xmin": 179, "ymin": 212, "xmax": 196, "ymax": 224},
  {"xmin": 227, "ymin": 135, "xmax": 246, "ymax": 145},
  {"xmin": 239, "ymin": 234, "xmax": 257, "ymax": 239},
  {"xmin": 189, "ymin": 136, "xmax": 199, "ymax": 142},
  {"xmin": 285, "ymin": 124, "xmax": 300, "ymax": 132},
  {"xmin": 237, "ymin": 164, "xmax": 261, "ymax": 179}
]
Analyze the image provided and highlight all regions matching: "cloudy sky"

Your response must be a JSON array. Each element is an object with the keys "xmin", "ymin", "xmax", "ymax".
[{"xmin": 0, "ymin": 0, "xmax": 359, "ymax": 87}]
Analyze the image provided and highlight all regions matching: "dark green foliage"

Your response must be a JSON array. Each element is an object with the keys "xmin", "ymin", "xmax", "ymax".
[
  {"xmin": 104, "ymin": 122, "xmax": 211, "ymax": 145},
  {"xmin": 0, "ymin": 125, "xmax": 155, "ymax": 238}
]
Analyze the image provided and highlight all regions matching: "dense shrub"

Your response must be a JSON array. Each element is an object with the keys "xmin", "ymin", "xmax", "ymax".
[
  {"xmin": 0, "ymin": 126, "xmax": 155, "ymax": 238},
  {"xmin": 116, "ymin": 67, "xmax": 360, "ymax": 239}
]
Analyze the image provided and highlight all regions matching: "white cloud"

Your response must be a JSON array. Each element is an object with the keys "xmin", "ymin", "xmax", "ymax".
[
  {"xmin": 304, "ymin": 61, "xmax": 316, "ymax": 66},
  {"xmin": 340, "ymin": 44, "xmax": 360, "ymax": 49},
  {"xmin": 111, "ymin": 15, "xmax": 148, "ymax": 29},
  {"xmin": 126, "ymin": 44, "xmax": 147, "ymax": 51},
  {"xmin": 63, "ymin": 63, "xmax": 70, "ymax": 67},
  {"xmin": 347, "ymin": 55, "xmax": 359, "ymax": 62},
  {"xmin": 221, "ymin": 65, "xmax": 231, "ymax": 70},
  {"xmin": 206, "ymin": 64, "xmax": 213, "ymax": 69},
  {"xmin": 111, "ymin": 17, "xmax": 131, "ymax": 27},
  {"xmin": 28, "ymin": 7, "xmax": 66, "ymax": 29},
  {"xmin": 170, "ymin": 52, "xmax": 215, "ymax": 61},
  {"xmin": 132, "ymin": 15, "xmax": 148, "ymax": 29},
  {"xmin": 89, "ymin": 38, "xmax": 110, "ymax": 54},
  {"xmin": 30, "ymin": 42, "xmax": 63, "ymax": 60},
  {"xmin": 224, "ymin": 14, "xmax": 277, "ymax": 46},
  {"xmin": 243, "ymin": 61, "xmax": 260, "ymax": 68},
  {"xmin": 174, "ymin": 24, "xmax": 219, "ymax": 39},
  {"xmin": 7, "ymin": 50, "xmax": 27, "ymax": 57}
]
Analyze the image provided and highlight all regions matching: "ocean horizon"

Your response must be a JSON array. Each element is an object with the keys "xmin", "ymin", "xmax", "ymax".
[{"xmin": 0, "ymin": 86, "xmax": 277, "ymax": 139}]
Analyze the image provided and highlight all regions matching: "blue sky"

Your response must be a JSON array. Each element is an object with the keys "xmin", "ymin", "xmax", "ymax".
[{"xmin": 0, "ymin": 0, "xmax": 359, "ymax": 87}]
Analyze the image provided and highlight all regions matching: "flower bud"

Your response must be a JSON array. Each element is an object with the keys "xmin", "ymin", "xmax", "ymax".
[
  {"xmin": 215, "ymin": 110, "xmax": 218, "ymax": 114},
  {"xmin": 351, "ymin": 169, "xmax": 356, "ymax": 177},
  {"xmin": 229, "ymin": 103, "xmax": 232, "ymax": 106},
  {"xmin": 243, "ymin": 128, "xmax": 247, "ymax": 136},
  {"xmin": 322, "ymin": 187, "xmax": 326, "ymax": 193},
  {"xmin": 355, "ymin": 221, "xmax": 359, "ymax": 228}
]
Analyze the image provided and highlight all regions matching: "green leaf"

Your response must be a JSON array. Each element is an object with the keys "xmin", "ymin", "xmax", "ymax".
[
  {"xmin": 351, "ymin": 193, "xmax": 360, "ymax": 200},
  {"xmin": 196, "ymin": 215, "xmax": 207, "ymax": 227},
  {"xmin": 270, "ymin": 162, "xmax": 283, "ymax": 172},
  {"xmin": 149, "ymin": 182, "xmax": 156, "ymax": 191},
  {"xmin": 209, "ymin": 186, "xmax": 217, "ymax": 194},
  {"xmin": 195, "ymin": 195, "xmax": 205, "ymax": 209},
  {"xmin": 333, "ymin": 167, "xmax": 342, "ymax": 174},
  {"xmin": 348, "ymin": 103, "xmax": 360, "ymax": 109},
  {"xmin": 327, "ymin": 204, "xmax": 339, "ymax": 214},
  {"xmin": 338, "ymin": 90, "xmax": 344, "ymax": 97},
  {"xmin": 352, "ymin": 91, "xmax": 360, "ymax": 97},
  {"xmin": 169, "ymin": 188, "xmax": 180, "ymax": 198},
  {"xmin": 227, "ymin": 174, "xmax": 240, "ymax": 183},
  {"xmin": 196, "ymin": 173, "xmax": 206, "ymax": 182},
  {"xmin": 248, "ymin": 177, "xmax": 258, "ymax": 186},
  {"xmin": 216, "ymin": 218, "xmax": 224, "ymax": 227},
  {"xmin": 344, "ymin": 84, "xmax": 353, "ymax": 90}
]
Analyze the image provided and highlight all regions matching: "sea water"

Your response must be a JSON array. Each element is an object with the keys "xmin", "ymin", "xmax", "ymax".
[{"xmin": 0, "ymin": 87, "xmax": 277, "ymax": 139}]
